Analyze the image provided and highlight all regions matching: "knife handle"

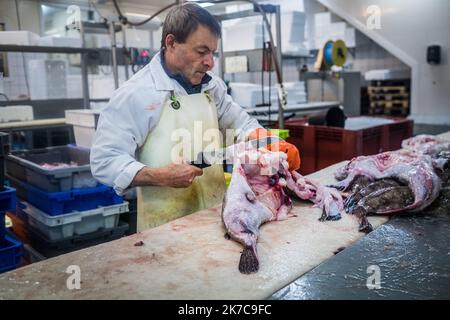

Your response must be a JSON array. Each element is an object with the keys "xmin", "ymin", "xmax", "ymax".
[
  {"xmin": 190, "ymin": 152, "xmax": 212, "ymax": 169},
  {"xmin": 189, "ymin": 161, "xmax": 211, "ymax": 169}
]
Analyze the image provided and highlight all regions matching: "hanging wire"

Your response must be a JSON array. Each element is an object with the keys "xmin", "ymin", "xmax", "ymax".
[
  {"xmin": 88, "ymin": 0, "xmax": 108, "ymax": 23},
  {"xmin": 111, "ymin": 0, "xmax": 286, "ymax": 127},
  {"xmin": 112, "ymin": 0, "xmax": 179, "ymax": 27},
  {"xmin": 268, "ymin": 12, "xmax": 273, "ymax": 124},
  {"xmin": 14, "ymin": 0, "xmax": 30, "ymax": 99},
  {"xmin": 260, "ymin": 14, "xmax": 265, "ymax": 107},
  {"xmin": 110, "ymin": 0, "xmax": 284, "ymax": 88}
]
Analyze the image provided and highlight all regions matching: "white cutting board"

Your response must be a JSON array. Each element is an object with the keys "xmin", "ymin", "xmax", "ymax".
[{"xmin": 0, "ymin": 161, "xmax": 387, "ymax": 300}]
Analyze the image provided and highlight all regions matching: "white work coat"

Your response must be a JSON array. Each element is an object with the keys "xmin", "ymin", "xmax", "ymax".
[{"xmin": 90, "ymin": 51, "xmax": 261, "ymax": 195}]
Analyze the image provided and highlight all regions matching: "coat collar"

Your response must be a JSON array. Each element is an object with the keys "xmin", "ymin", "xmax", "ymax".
[
  {"xmin": 150, "ymin": 51, "xmax": 175, "ymax": 92},
  {"xmin": 149, "ymin": 51, "xmax": 216, "ymax": 93}
]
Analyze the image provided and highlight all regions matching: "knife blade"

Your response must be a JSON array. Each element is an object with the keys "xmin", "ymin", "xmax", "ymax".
[{"xmin": 189, "ymin": 136, "xmax": 282, "ymax": 168}]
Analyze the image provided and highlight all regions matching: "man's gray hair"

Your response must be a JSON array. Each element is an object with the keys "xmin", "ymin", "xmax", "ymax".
[{"xmin": 161, "ymin": 2, "xmax": 221, "ymax": 48}]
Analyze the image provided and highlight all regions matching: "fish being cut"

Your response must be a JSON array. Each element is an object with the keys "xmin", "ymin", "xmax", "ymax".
[
  {"xmin": 222, "ymin": 144, "xmax": 344, "ymax": 274},
  {"xmin": 221, "ymin": 147, "xmax": 292, "ymax": 274}
]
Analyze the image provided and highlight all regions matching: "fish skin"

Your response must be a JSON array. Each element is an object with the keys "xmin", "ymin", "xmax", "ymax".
[
  {"xmin": 332, "ymin": 135, "xmax": 450, "ymax": 233},
  {"xmin": 351, "ymin": 186, "xmax": 415, "ymax": 233},
  {"xmin": 344, "ymin": 178, "xmax": 401, "ymax": 213}
]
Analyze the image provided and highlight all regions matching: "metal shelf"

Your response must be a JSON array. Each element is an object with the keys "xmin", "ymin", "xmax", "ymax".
[
  {"xmin": 1, "ymin": 20, "xmax": 129, "ymax": 109},
  {"xmin": 282, "ymin": 53, "xmax": 313, "ymax": 59},
  {"xmin": 0, "ymin": 44, "xmax": 107, "ymax": 54}
]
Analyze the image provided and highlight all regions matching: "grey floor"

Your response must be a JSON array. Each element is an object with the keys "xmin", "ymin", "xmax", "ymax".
[{"xmin": 414, "ymin": 124, "xmax": 450, "ymax": 136}]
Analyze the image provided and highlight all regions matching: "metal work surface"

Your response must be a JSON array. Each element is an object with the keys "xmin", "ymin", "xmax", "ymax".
[
  {"xmin": 0, "ymin": 119, "xmax": 66, "ymax": 129},
  {"xmin": 0, "ymin": 100, "xmax": 85, "ymax": 119},
  {"xmin": 1, "ymin": 132, "xmax": 448, "ymax": 299},
  {"xmin": 271, "ymin": 131, "xmax": 450, "ymax": 300},
  {"xmin": 0, "ymin": 162, "xmax": 387, "ymax": 300},
  {"xmin": 244, "ymin": 101, "xmax": 340, "ymax": 115},
  {"xmin": 271, "ymin": 187, "xmax": 450, "ymax": 300}
]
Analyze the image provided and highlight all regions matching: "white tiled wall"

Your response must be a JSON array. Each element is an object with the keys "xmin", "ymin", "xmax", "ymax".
[
  {"xmin": 347, "ymin": 30, "xmax": 409, "ymax": 73},
  {"xmin": 2, "ymin": 52, "xmax": 47, "ymax": 100},
  {"xmin": 316, "ymin": 0, "xmax": 450, "ymax": 125}
]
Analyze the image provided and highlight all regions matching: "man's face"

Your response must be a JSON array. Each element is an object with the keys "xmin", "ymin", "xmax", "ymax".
[{"xmin": 166, "ymin": 25, "xmax": 218, "ymax": 85}]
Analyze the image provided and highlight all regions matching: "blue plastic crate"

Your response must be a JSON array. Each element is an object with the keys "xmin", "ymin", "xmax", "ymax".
[
  {"xmin": 8, "ymin": 176, "xmax": 123, "ymax": 216},
  {"xmin": 1, "ymin": 187, "xmax": 16, "ymax": 243},
  {"xmin": 13, "ymin": 202, "xmax": 29, "ymax": 222},
  {"xmin": 0, "ymin": 234, "xmax": 23, "ymax": 274},
  {"xmin": 0, "ymin": 187, "xmax": 16, "ymax": 213},
  {"xmin": 0, "ymin": 212, "xmax": 4, "ymax": 245}
]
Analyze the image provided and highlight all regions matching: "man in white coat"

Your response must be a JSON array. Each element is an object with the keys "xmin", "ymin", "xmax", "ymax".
[{"xmin": 90, "ymin": 2, "xmax": 300, "ymax": 231}]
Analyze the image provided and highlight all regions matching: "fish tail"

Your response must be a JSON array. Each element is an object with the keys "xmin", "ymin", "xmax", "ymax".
[
  {"xmin": 238, "ymin": 246, "xmax": 259, "ymax": 274},
  {"xmin": 354, "ymin": 206, "xmax": 373, "ymax": 233}
]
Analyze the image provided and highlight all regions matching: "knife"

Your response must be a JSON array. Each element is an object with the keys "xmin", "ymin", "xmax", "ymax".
[{"xmin": 189, "ymin": 136, "xmax": 282, "ymax": 169}]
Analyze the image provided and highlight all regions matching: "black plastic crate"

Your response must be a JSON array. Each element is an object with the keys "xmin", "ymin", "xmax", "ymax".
[
  {"xmin": 6, "ymin": 145, "xmax": 98, "ymax": 192},
  {"xmin": 26, "ymin": 221, "xmax": 129, "ymax": 258},
  {"xmin": 120, "ymin": 197, "xmax": 137, "ymax": 235},
  {"xmin": 0, "ymin": 132, "xmax": 10, "ymax": 190}
]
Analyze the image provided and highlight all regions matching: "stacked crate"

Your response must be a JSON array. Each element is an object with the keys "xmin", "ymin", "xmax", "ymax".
[
  {"xmin": 4, "ymin": 145, "xmax": 129, "ymax": 259},
  {"xmin": 368, "ymin": 81, "xmax": 410, "ymax": 117},
  {"xmin": 1, "ymin": 132, "xmax": 24, "ymax": 273},
  {"xmin": 0, "ymin": 187, "xmax": 23, "ymax": 273},
  {"xmin": 283, "ymin": 117, "xmax": 414, "ymax": 175}
]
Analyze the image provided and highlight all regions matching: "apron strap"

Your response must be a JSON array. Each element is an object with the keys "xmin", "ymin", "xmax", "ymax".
[
  {"xmin": 169, "ymin": 90, "xmax": 181, "ymax": 110},
  {"xmin": 204, "ymin": 90, "xmax": 213, "ymax": 104}
]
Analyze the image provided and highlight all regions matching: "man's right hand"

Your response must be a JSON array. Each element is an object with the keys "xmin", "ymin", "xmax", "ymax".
[
  {"xmin": 159, "ymin": 163, "xmax": 204, "ymax": 187},
  {"xmin": 132, "ymin": 164, "xmax": 203, "ymax": 188}
]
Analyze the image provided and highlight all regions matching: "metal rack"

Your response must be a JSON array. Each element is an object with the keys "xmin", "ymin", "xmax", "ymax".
[
  {"xmin": 215, "ymin": 7, "xmax": 283, "ymax": 79},
  {"xmin": 77, "ymin": 21, "xmax": 129, "ymax": 107},
  {"xmin": 0, "ymin": 21, "xmax": 129, "ymax": 109},
  {"xmin": 301, "ymin": 71, "xmax": 362, "ymax": 116},
  {"xmin": 215, "ymin": 6, "xmax": 312, "ymax": 128}
]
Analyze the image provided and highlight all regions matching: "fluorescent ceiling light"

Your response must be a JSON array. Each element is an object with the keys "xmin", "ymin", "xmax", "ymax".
[
  {"xmin": 188, "ymin": 1, "xmax": 215, "ymax": 8},
  {"xmin": 125, "ymin": 12, "xmax": 150, "ymax": 18}
]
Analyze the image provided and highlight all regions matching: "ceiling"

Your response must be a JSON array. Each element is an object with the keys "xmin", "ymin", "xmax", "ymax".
[{"xmin": 113, "ymin": 0, "xmax": 256, "ymax": 15}]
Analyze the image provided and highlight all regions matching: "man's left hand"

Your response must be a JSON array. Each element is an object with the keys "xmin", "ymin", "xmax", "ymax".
[
  {"xmin": 248, "ymin": 128, "xmax": 301, "ymax": 171},
  {"xmin": 267, "ymin": 140, "xmax": 301, "ymax": 171}
]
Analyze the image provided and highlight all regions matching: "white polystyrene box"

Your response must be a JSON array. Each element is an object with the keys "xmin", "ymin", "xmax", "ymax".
[
  {"xmin": 229, "ymin": 82, "xmax": 264, "ymax": 108},
  {"xmin": 65, "ymin": 109, "xmax": 100, "ymax": 128},
  {"xmin": 66, "ymin": 75, "xmax": 83, "ymax": 99},
  {"xmin": 281, "ymin": 11, "xmax": 306, "ymax": 44},
  {"xmin": 345, "ymin": 28, "xmax": 356, "ymax": 48},
  {"xmin": 0, "ymin": 31, "xmax": 40, "ymax": 45},
  {"xmin": 0, "ymin": 105, "xmax": 34, "ymax": 123},
  {"xmin": 117, "ymin": 29, "xmax": 151, "ymax": 48},
  {"xmin": 364, "ymin": 69, "xmax": 411, "ymax": 81},
  {"xmin": 314, "ymin": 12, "xmax": 341, "ymax": 27},
  {"xmin": 329, "ymin": 22, "xmax": 347, "ymax": 40},
  {"xmin": 73, "ymin": 125, "xmax": 96, "ymax": 149},
  {"xmin": 66, "ymin": 109, "xmax": 101, "ymax": 148},
  {"xmin": 39, "ymin": 36, "xmax": 82, "ymax": 47}
]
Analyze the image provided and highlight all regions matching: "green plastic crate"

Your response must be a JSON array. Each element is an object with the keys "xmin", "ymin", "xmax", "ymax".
[{"xmin": 268, "ymin": 129, "xmax": 290, "ymax": 140}]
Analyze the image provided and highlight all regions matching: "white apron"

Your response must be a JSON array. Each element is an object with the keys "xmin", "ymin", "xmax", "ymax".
[{"xmin": 137, "ymin": 91, "xmax": 226, "ymax": 231}]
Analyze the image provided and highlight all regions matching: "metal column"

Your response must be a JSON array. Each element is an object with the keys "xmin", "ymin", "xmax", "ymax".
[
  {"xmin": 80, "ymin": 23, "xmax": 90, "ymax": 109},
  {"xmin": 110, "ymin": 21, "xmax": 119, "ymax": 89},
  {"xmin": 274, "ymin": 5, "xmax": 284, "ymax": 129},
  {"xmin": 122, "ymin": 26, "xmax": 129, "ymax": 80}
]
